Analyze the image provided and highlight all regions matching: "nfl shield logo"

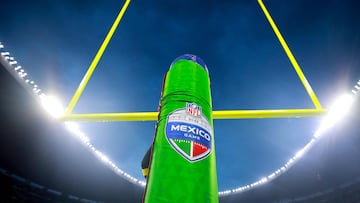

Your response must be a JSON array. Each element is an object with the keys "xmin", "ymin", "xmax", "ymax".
[
  {"xmin": 165, "ymin": 104, "xmax": 213, "ymax": 162},
  {"xmin": 186, "ymin": 103, "xmax": 201, "ymax": 117}
]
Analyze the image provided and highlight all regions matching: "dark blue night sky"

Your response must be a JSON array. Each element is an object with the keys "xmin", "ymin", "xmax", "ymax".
[{"xmin": 1, "ymin": 0, "xmax": 359, "ymax": 191}]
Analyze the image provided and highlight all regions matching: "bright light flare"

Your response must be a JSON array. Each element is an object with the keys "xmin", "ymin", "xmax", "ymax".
[
  {"xmin": 64, "ymin": 122, "xmax": 90, "ymax": 143},
  {"xmin": 315, "ymin": 94, "xmax": 355, "ymax": 137},
  {"xmin": 100, "ymin": 155, "xmax": 110, "ymax": 163},
  {"xmin": 295, "ymin": 148, "xmax": 305, "ymax": 159},
  {"xmin": 41, "ymin": 95, "xmax": 65, "ymax": 118}
]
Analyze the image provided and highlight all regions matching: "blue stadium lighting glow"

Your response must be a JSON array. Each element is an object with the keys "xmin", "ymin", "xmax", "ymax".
[
  {"xmin": 1, "ymin": 41, "xmax": 358, "ymax": 195},
  {"xmin": 219, "ymin": 80, "xmax": 359, "ymax": 196},
  {"xmin": 0, "ymin": 41, "xmax": 147, "ymax": 187}
]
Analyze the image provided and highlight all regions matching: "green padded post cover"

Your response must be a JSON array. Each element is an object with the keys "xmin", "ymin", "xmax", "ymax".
[{"xmin": 143, "ymin": 54, "xmax": 218, "ymax": 203}]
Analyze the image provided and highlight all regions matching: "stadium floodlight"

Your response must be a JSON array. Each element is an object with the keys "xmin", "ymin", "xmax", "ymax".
[
  {"xmin": 9, "ymin": 60, "xmax": 17, "ymax": 65},
  {"xmin": 1, "ymin": 52, "xmax": 10, "ymax": 56},
  {"xmin": 19, "ymin": 73, "xmax": 27, "ymax": 78},
  {"xmin": 268, "ymin": 173, "xmax": 276, "ymax": 179},
  {"xmin": 295, "ymin": 149, "xmax": 305, "ymax": 159},
  {"xmin": 64, "ymin": 122, "xmax": 90, "ymax": 142},
  {"xmin": 40, "ymin": 95, "xmax": 65, "ymax": 118},
  {"xmin": 14, "ymin": 66, "xmax": 22, "ymax": 71},
  {"xmin": 259, "ymin": 177, "xmax": 268, "ymax": 184},
  {"xmin": 100, "ymin": 155, "xmax": 110, "ymax": 163},
  {"xmin": 315, "ymin": 94, "xmax": 355, "ymax": 138}
]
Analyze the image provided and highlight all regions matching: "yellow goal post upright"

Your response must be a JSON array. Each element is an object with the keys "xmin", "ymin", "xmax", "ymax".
[{"xmin": 61, "ymin": 0, "xmax": 327, "ymax": 122}]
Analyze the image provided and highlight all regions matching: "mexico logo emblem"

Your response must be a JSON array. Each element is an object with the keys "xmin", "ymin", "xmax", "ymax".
[{"xmin": 165, "ymin": 103, "xmax": 212, "ymax": 162}]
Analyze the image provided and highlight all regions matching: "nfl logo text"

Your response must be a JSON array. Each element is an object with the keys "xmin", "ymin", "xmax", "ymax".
[{"xmin": 186, "ymin": 103, "xmax": 201, "ymax": 117}]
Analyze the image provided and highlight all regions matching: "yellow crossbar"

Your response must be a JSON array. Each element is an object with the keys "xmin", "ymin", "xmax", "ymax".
[{"xmin": 60, "ymin": 109, "xmax": 327, "ymax": 122}]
